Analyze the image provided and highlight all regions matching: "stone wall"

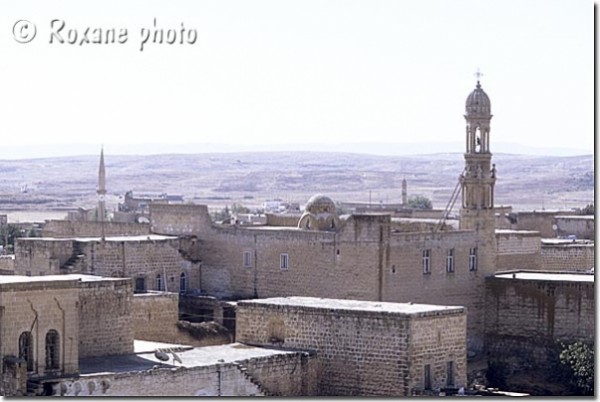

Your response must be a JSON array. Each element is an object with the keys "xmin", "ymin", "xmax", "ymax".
[
  {"xmin": 495, "ymin": 230, "xmax": 541, "ymax": 271},
  {"xmin": 0, "ymin": 279, "xmax": 80, "ymax": 378},
  {"xmin": 265, "ymin": 213, "xmax": 301, "ymax": 227},
  {"xmin": 78, "ymin": 279, "xmax": 134, "ymax": 358},
  {"xmin": 0, "ymin": 255, "xmax": 15, "ymax": 274},
  {"xmin": 408, "ymin": 314, "xmax": 468, "ymax": 392},
  {"xmin": 131, "ymin": 292, "xmax": 179, "ymax": 342},
  {"xmin": 172, "ymin": 211, "xmax": 491, "ymax": 352},
  {"xmin": 236, "ymin": 298, "xmax": 467, "ymax": 396},
  {"xmin": 78, "ymin": 238, "xmax": 189, "ymax": 293},
  {"xmin": 541, "ymin": 243, "xmax": 594, "ymax": 271},
  {"xmin": 384, "ymin": 230, "xmax": 489, "ymax": 351},
  {"xmin": 43, "ymin": 220, "xmax": 150, "ymax": 238},
  {"xmin": 556, "ymin": 215, "xmax": 595, "ymax": 240},
  {"xmin": 50, "ymin": 351, "xmax": 314, "ymax": 396},
  {"xmin": 484, "ymin": 273, "xmax": 594, "ymax": 364},
  {"xmin": 150, "ymin": 204, "xmax": 212, "ymax": 236},
  {"xmin": 14, "ymin": 238, "xmax": 74, "ymax": 275}
]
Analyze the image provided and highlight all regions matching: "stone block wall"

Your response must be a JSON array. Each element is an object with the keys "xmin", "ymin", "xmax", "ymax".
[
  {"xmin": 50, "ymin": 351, "xmax": 314, "ymax": 396},
  {"xmin": 0, "ymin": 280, "xmax": 80, "ymax": 378},
  {"xmin": 131, "ymin": 292, "xmax": 179, "ymax": 342},
  {"xmin": 42, "ymin": 220, "xmax": 150, "ymax": 238},
  {"xmin": 484, "ymin": 274, "xmax": 594, "ymax": 364},
  {"xmin": 541, "ymin": 243, "xmax": 594, "ymax": 271},
  {"xmin": 78, "ymin": 279, "xmax": 134, "ymax": 358},
  {"xmin": 196, "ymin": 216, "xmax": 383, "ymax": 301},
  {"xmin": 408, "ymin": 314, "xmax": 467, "ymax": 392},
  {"xmin": 0, "ymin": 255, "xmax": 15, "ymax": 273},
  {"xmin": 150, "ymin": 204, "xmax": 212, "ymax": 236},
  {"xmin": 243, "ymin": 351, "xmax": 318, "ymax": 396},
  {"xmin": 79, "ymin": 238, "xmax": 193, "ymax": 293},
  {"xmin": 265, "ymin": 213, "xmax": 301, "ymax": 227},
  {"xmin": 235, "ymin": 298, "xmax": 467, "ymax": 396},
  {"xmin": 556, "ymin": 216, "xmax": 595, "ymax": 240},
  {"xmin": 384, "ymin": 230, "xmax": 487, "ymax": 351},
  {"xmin": 14, "ymin": 238, "xmax": 74, "ymax": 275},
  {"xmin": 496, "ymin": 230, "xmax": 541, "ymax": 271}
]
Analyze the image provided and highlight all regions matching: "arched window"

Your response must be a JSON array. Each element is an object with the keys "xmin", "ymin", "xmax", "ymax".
[
  {"xmin": 19, "ymin": 331, "xmax": 33, "ymax": 372},
  {"xmin": 45, "ymin": 330, "xmax": 60, "ymax": 370},
  {"xmin": 180, "ymin": 272, "xmax": 187, "ymax": 293},
  {"xmin": 156, "ymin": 274, "xmax": 163, "ymax": 291}
]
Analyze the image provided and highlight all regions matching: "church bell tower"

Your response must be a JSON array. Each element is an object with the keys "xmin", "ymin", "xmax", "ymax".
[{"xmin": 459, "ymin": 75, "xmax": 496, "ymax": 232}]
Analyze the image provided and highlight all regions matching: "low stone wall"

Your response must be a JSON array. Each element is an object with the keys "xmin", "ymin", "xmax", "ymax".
[
  {"xmin": 541, "ymin": 243, "xmax": 594, "ymax": 271},
  {"xmin": 132, "ymin": 292, "xmax": 179, "ymax": 342},
  {"xmin": 42, "ymin": 220, "xmax": 150, "ymax": 238},
  {"xmin": 0, "ymin": 255, "xmax": 15, "ymax": 273},
  {"xmin": 495, "ymin": 230, "xmax": 541, "ymax": 271},
  {"xmin": 50, "ymin": 350, "xmax": 315, "ymax": 396}
]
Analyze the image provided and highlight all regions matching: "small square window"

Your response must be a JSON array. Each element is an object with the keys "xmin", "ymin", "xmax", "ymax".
[{"xmin": 280, "ymin": 253, "xmax": 289, "ymax": 270}]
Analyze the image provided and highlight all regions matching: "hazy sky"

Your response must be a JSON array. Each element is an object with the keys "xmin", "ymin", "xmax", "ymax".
[{"xmin": 0, "ymin": 0, "xmax": 594, "ymax": 155}]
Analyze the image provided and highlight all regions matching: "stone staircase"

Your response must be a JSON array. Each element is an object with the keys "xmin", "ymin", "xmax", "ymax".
[
  {"xmin": 232, "ymin": 362, "xmax": 274, "ymax": 396},
  {"xmin": 60, "ymin": 242, "xmax": 86, "ymax": 274},
  {"xmin": 26, "ymin": 379, "xmax": 44, "ymax": 396}
]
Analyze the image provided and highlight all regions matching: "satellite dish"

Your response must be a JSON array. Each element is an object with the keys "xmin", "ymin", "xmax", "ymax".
[{"xmin": 552, "ymin": 224, "xmax": 558, "ymax": 231}]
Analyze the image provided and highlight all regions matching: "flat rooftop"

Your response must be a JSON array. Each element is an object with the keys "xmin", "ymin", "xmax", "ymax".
[
  {"xmin": 20, "ymin": 234, "xmax": 177, "ymax": 242},
  {"xmin": 555, "ymin": 215, "xmax": 594, "ymax": 220},
  {"xmin": 0, "ymin": 274, "xmax": 121, "ymax": 285},
  {"xmin": 495, "ymin": 229, "xmax": 540, "ymax": 235},
  {"xmin": 238, "ymin": 296, "xmax": 464, "ymax": 316},
  {"xmin": 79, "ymin": 342, "xmax": 297, "ymax": 374},
  {"xmin": 494, "ymin": 271, "xmax": 594, "ymax": 283},
  {"xmin": 541, "ymin": 238, "xmax": 593, "ymax": 246}
]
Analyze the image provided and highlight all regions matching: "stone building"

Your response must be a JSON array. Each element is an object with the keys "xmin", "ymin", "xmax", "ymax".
[
  {"xmin": 484, "ymin": 271, "xmax": 594, "ymax": 365},
  {"xmin": 236, "ymin": 297, "xmax": 467, "ymax": 396},
  {"xmin": 14, "ymin": 234, "xmax": 197, "ymax": 294},
  {"xmin": 0, "ymin": 274, "xmax": 133, "ymax": 395}
]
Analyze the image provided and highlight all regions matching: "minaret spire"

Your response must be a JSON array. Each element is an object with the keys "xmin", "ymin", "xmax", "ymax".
[{"xmin": 97, "ymin": 146, "xmax": 107, "ymax": 223}]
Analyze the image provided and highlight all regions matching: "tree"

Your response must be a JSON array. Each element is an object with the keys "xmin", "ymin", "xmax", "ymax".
[
  {"xmin": 0, "ymin": 224, "xmax": 27, "ymax": 253},
  {"xmin": 575, "ymin": 203, "xmax": 594, "ymax": 215},
  {"xmin": 407, "ymin": 195, "xmax": 433, "ymax": 210},
  {"xmin": 559, "ymin": 341, "xmax": 594, "ymax": 395}
]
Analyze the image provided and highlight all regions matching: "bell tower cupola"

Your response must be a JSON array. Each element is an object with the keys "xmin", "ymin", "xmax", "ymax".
[{"xmin": 460, "ymin": 72, "xmax": 496, "ymax": 231}]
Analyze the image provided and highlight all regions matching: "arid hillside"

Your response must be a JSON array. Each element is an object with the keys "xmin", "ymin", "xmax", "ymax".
[{"xmin": 0, "ymin": 152, "xmax": 593, "ymax": 221}]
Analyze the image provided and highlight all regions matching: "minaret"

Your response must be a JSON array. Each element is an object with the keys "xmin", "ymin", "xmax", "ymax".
[
  {"xmin": 401, "ymin": 178, "xmax": 408, "ymax": 206},
  {"xmin": 97, "ymin": 147, "xmax": 107, "ymax": 223},
  {"xmin": 459, "ymin": 74, "xmax": 496, "ymax": 232}
]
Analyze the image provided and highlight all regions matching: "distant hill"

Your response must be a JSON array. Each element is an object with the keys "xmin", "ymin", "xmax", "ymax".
[
  {"xmin": 0, "ymin": 151, "xmax": 593, "ymax": 218},
  {"xmin": 0, "ymin": 141, "xmax": 591, "ymax": 160}
]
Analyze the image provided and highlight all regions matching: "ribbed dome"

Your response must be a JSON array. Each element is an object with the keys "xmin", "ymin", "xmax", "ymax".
[
  {"xmin": 305, "ymin": 194, "xmax": 336, "ymax": 214},
  {"xmin": 465, "ymin": 81, "xmax": 491, "ymax": 116}
]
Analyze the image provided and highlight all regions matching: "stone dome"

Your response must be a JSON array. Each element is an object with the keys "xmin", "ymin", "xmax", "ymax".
[
  {"xmin": 298, "ymin": 194, "xmax": 339, "ymax": 231},
  {"xmin": 465, "ymin": 81, "xmax": 491, "ymax": 116},
  {"xmin": 304, "ymin": 194, "xmax": 336, "ymax": 215}
]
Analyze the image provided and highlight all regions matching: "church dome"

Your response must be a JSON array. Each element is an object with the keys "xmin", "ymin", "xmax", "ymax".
[
  {"xmin": 298, "ymin": 194, "xmax": 340, "ymax": 231},
  {"xmin": 465, "ymin": 81, "xmax": 491, "ymax": 116},
  {"xmin": 304, "ymin": 194, "xmax": 336, "ymax": 215}
]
